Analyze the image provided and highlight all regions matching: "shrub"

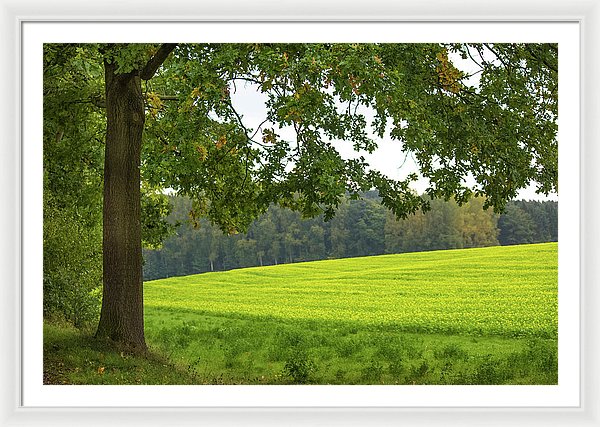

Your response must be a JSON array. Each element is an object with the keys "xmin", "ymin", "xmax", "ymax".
[
  {"xmin": 43, "ymin": 201, "xmax": 102, "ymax": 328},
  {"xmin": 282, "ymin": 349, "xmax": 316, "ymax": 384}
]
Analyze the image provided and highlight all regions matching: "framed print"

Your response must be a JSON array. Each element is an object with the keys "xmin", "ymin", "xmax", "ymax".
[{"xmin": 2, "ymin": 0, "xmax": 599, "ymax": 425}]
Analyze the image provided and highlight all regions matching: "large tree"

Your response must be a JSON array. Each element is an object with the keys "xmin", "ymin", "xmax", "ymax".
[{"xmin": 43, "ymin": 43, "xmax": 557, "ymax": 349}]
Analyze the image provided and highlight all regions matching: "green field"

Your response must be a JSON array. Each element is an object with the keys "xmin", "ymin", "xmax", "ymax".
[{"xmin": 139, "ymin": 242, "xmax": 557, "ymax": 385}]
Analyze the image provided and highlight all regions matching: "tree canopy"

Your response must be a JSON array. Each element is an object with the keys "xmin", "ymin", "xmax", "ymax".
[
  {"xmin": 43, "ymin": 42, "xmax": 558, "ymax": 347},
  {"xmin": 141, "ymin": 43, "xmax": 557, "ymax": 226}
]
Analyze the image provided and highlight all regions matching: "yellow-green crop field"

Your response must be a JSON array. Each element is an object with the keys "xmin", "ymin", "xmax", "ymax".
[
  {"xmin": 145, "ymin": 242, "xmax": 557, "ymax": 338},
  {"xmin": 143, "ymin": 242, "xmax": 558, "ymax": 384}
]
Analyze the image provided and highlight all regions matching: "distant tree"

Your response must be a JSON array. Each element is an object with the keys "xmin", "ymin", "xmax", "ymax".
[
  {"xmin": 385, "ymin": 204, "xmax": 426, "ymax": 253},
  {"xmin": 284, "ymin": 224, "xmax": 302, "ymax": 264},
  {"xmin": 328, "ymin": 202, "xmax": 351, "ymax": 258},
  {"xmin": 234, "ymin": 238, "xmax": 258, "ymax": 268},
  {"xmin": 385, "ymin": 198, "xmax": 456, "ymax": 253},
  {"xmin": 253, "ymin": 209, "xmax": 281, "ymax": 265},
  {"xmin": 498, "ymin": 203, "xmax": 537, "ymax": 245},
  {"xmin": 347, "ymin": 199, "xmax": 387, "ymax": 256},
  {"xmin": 543, "ymin": 202, "xmax": 559, "ymax": 242},
  {"xmin": 459, "ymin": 196, "xmax": 499, "ymax": 248},
  {"xmin": 304, "ymin": 225, "xmax": 327, "ymax": 261},
  {"xmin": 423, "ymin": 198, "xmax": 463, "ymax": 250},
  {"xmin": 385, "ymin": 196, "xmax": 499, "ymax": 253},
  {"xmin": 519, "ymin": 200, "xmax": 558, "ymax": 242}
]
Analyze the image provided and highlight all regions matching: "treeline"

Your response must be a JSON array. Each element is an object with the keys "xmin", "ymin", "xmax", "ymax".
[{"xmin": 143, "ymin": 194, "xmax": 558, "ymax": 281}]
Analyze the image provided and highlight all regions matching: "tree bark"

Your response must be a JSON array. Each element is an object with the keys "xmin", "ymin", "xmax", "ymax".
[
  {"xmin": 95, "ymin": 44, "xmax": 176, "ymax": 349},
  {"xmin": 95, "ymin": 61, "xmax": 146, "ymax": 349}
]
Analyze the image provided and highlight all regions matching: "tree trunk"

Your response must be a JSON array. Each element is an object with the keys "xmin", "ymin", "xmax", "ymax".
[{"xmin": 96, "ymin": 61, "xmax": 146, "ymax": 350}]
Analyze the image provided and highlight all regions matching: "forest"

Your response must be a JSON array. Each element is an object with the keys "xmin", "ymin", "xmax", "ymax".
[{"xmin": 142, "ymin": 194, "xmax": 558, "ymax": 280}]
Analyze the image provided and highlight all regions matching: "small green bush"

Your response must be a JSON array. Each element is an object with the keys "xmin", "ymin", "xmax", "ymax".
[{"xmin": 282, "ymin": 349, "xmax": 316, "ymax": 384}]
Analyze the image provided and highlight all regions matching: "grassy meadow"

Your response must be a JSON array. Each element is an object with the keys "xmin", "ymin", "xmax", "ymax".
[
  {"xmin": 44, "ymin": 242, "xmax": 558, "ymax": 385},
  {"xmin": 144, "ymin": 242, "xmax": 557, "ymax": 384}
]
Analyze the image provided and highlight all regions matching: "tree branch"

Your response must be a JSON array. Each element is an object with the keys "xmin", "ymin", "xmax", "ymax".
[
  {"xmin": 483, "ymin": 43, "xmax": 510, "ymax": 69},
  {"xmin": 85, "ymin": 93, "xmax": 179, "ymax": 109},
  {"xmin": 140, "ymin": 44, "xmax": 177, "ymax": 80}
]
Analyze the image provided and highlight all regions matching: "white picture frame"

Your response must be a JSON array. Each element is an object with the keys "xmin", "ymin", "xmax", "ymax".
[{"xmin": 2, "ymin": 1, "xmax": 599, "ymax": 425}]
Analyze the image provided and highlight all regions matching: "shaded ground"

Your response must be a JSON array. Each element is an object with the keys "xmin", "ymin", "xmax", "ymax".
[{"xmin": 43, "ymin": 322, "xmax": 196, "ymax": 385}]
